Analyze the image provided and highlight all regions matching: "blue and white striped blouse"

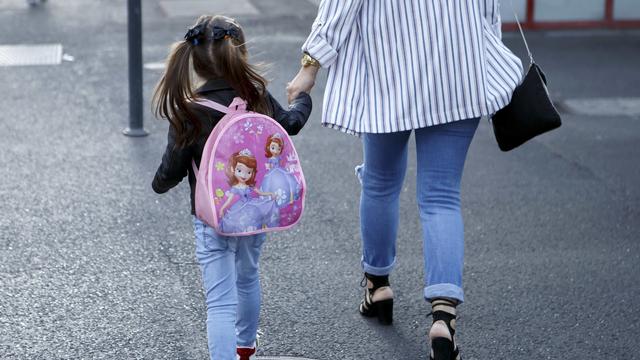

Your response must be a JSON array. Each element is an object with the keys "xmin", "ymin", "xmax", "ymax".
[{"xmin": 302, "ymin": 0, "xmax": 524, "ymax": 135}]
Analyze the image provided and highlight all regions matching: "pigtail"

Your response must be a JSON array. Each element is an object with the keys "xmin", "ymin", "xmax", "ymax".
[
  {"xmin": 152, "ymin": 41, "xmax": 201, "ymax": 148},
  {"xmin": 217, "ymin": 38, "xmax": 271, "ymax": 117}
]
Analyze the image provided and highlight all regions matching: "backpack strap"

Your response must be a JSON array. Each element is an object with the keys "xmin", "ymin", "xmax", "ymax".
[
  {"xmin": 194, "ymin": 98, "xmax": 231, "ymax": 114},
  {"xmin": 190, "ymin": 97, "xmax": 248, "ymax": 178},
  {"xmin": 191, "ymin": 160, "xmax": 199, "ymax": 177},
  {"xmin": 194, "ymin": 97, "xmax": 248, "ymax": 114}
]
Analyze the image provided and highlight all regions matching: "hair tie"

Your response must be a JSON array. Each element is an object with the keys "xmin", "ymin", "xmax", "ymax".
[
  {"xmin": 212, "ymin": 26, "xmax": 241, "ymax": 41},
  {"xmin": 184, "ymin": 24, "xmax": 205, "ymax": 45}
]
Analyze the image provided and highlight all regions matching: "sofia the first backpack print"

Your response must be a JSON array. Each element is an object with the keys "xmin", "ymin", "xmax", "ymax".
[{"xmin": 191, "ymin": 97, "xmax": 306, "ymax": 236}]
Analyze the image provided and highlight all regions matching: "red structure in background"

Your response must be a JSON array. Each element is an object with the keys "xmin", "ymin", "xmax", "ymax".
[{"xmin": 503, "ymin": 0, "xmax": 640, "ymax": 31}]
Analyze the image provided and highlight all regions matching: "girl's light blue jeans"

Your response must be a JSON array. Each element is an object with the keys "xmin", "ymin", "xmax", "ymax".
[
  {"xmin": 193, "ymin": 217, "xmax": 266, "ymax": 360},
  {"xmin": 358, "ymin": 118, "xmax": 480, "ymax": 304}
]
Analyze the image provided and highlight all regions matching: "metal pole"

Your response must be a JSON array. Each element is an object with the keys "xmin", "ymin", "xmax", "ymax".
[{"xmin": 123, "ymin": 0, "xmax": 149, "ymax": 137}]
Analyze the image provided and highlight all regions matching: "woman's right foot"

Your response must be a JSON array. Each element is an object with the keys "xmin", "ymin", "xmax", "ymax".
[
  {"xmin": 429, "ymin": 299, "xmax": 461, "ymax": 360},
  {"xmin": 358, "ymin": 273, "xmax": 394, "ymax": 325}
]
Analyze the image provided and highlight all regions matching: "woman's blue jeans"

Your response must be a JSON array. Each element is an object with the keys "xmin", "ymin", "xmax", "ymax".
[
  {"xmin": 193, "ymin": 217, "xmax": 266, "ymax": 360},
  {"xmin": 358, "ymin": 118, "xmax": 480, "ymax": 304}
]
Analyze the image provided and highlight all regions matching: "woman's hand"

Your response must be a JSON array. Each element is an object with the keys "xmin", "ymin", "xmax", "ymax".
[{"xmin": 287, "ymin": 65, "xmax": 319, "ymax": 103}]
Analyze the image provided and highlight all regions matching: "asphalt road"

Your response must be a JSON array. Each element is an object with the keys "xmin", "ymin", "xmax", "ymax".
[{"xmin": 0, "ymin": 1, "xmax": 639, "ymax": 359}]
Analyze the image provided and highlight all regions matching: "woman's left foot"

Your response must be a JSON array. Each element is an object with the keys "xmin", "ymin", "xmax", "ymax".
[{"xmin": 429, "ymin": 299, "xmax": 461, "ymax": 360}]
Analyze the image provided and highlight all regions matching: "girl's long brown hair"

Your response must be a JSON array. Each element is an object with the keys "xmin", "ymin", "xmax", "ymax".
[{"xmin": 153, "ymin": 15, "xmax": 270, "ymax": 148}]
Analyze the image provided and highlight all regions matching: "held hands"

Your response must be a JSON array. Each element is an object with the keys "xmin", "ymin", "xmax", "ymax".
[{"xmin": 287, "ymin": 65, "xmax": 319, "ymax": 104}]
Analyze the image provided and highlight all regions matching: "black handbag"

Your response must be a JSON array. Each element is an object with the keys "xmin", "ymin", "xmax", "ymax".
[{"xmin": 491, "ymin": 12, "xmax": 562, "ymax": 152}]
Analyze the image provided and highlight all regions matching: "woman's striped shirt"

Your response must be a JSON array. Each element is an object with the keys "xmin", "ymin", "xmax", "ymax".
[{"xmin": 302, "ymin": 0, "xmax": 524, "ymax": 135}]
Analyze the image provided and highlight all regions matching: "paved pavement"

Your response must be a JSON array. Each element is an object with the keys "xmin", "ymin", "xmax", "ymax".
[{"xmin": 0, "ymin": 1, "xmax": 639, "ymax": 359}]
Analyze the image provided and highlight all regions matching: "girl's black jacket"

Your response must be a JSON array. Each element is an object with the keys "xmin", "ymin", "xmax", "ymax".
[{"xmin": 152, "ymin": 78, "xmax": 312, "ymax": 214}]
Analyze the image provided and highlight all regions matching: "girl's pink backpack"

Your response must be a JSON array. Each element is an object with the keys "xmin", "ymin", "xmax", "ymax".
[{"xmin": 192, "ymin": 97, "xmax": 306, "ymax": 236}]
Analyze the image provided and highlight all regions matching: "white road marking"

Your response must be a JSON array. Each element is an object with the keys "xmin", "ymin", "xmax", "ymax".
[
  {"xmin": 0, "ymin": 43, "xmax": 62, "ymax": 66},
  {"xmin": 144, "ymin": 62, "xmax": 165, "ymax": 71},
  {"xmin": 159, "ymin": 0, "xmax": 259, "ymax": 18},
  {"xmin": 561, "ymin": 97, "xmax": 640, "ymax": 117}
]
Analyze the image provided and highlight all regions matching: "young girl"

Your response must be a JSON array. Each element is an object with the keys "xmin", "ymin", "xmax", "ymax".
[{"xmin": 151, "ymin": 15, "xmax": 312, "ymax": 360}]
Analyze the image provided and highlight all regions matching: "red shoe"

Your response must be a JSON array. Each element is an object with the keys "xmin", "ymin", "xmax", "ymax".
[{"xmin": 236, "ymin": 346, "xmax": 256, "ymax": 360}]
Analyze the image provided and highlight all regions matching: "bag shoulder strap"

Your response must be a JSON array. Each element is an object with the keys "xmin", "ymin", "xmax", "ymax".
[{"xmin": 509, "ymin": 0, "xmax": 534, "ymax": 65}]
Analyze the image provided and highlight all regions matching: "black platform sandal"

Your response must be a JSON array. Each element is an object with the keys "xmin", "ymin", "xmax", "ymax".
[
  {"xmin": 358, "ymin": 273, "xmax": 394, "ymax": 325},
  {"xmin": 429, "ymin": 299, "xmax": 461, "ymax": 360}
]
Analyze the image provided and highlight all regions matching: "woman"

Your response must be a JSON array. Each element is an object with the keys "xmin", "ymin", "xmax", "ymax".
[{"xmin": 287, "ymin": 1, "xmax": 522, "ymax": 359}]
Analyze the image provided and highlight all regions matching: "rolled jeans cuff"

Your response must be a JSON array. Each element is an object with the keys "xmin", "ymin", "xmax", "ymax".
[
  {"xmin": 361, "ymin": 257, "xmax": 396, "ymax": 276},
  {"xmin": 237, "ymin": 341, "xmax": 256, "ymax": 348},
  {"xmin": 424, "ymin": 283, "xmax": 464, "ymax": 304}
]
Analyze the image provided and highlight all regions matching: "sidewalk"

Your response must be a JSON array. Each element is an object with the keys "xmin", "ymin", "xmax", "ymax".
[{"xmin": 1, "ymin": 1, "xmax": 639, "ymax": 359}]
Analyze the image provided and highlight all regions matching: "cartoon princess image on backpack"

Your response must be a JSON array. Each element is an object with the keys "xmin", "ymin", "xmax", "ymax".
[
  {"xmin": 219, "ymin": 149, "xmax": 278, "ymax": 233},
  {"xmin": 260, "ymin": 133, "xmax": 302, "ymax": 208}
]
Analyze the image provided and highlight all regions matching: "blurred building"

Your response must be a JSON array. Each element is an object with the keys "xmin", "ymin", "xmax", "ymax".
[{"xmin": 502, "ymin": 0, "xmax": 640, "ymax": 29}]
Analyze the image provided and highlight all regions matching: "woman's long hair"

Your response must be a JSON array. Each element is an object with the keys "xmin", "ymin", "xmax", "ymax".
[{"xmin": 153, "ymin": 15, "xmax": 270, "ymax": 148}]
